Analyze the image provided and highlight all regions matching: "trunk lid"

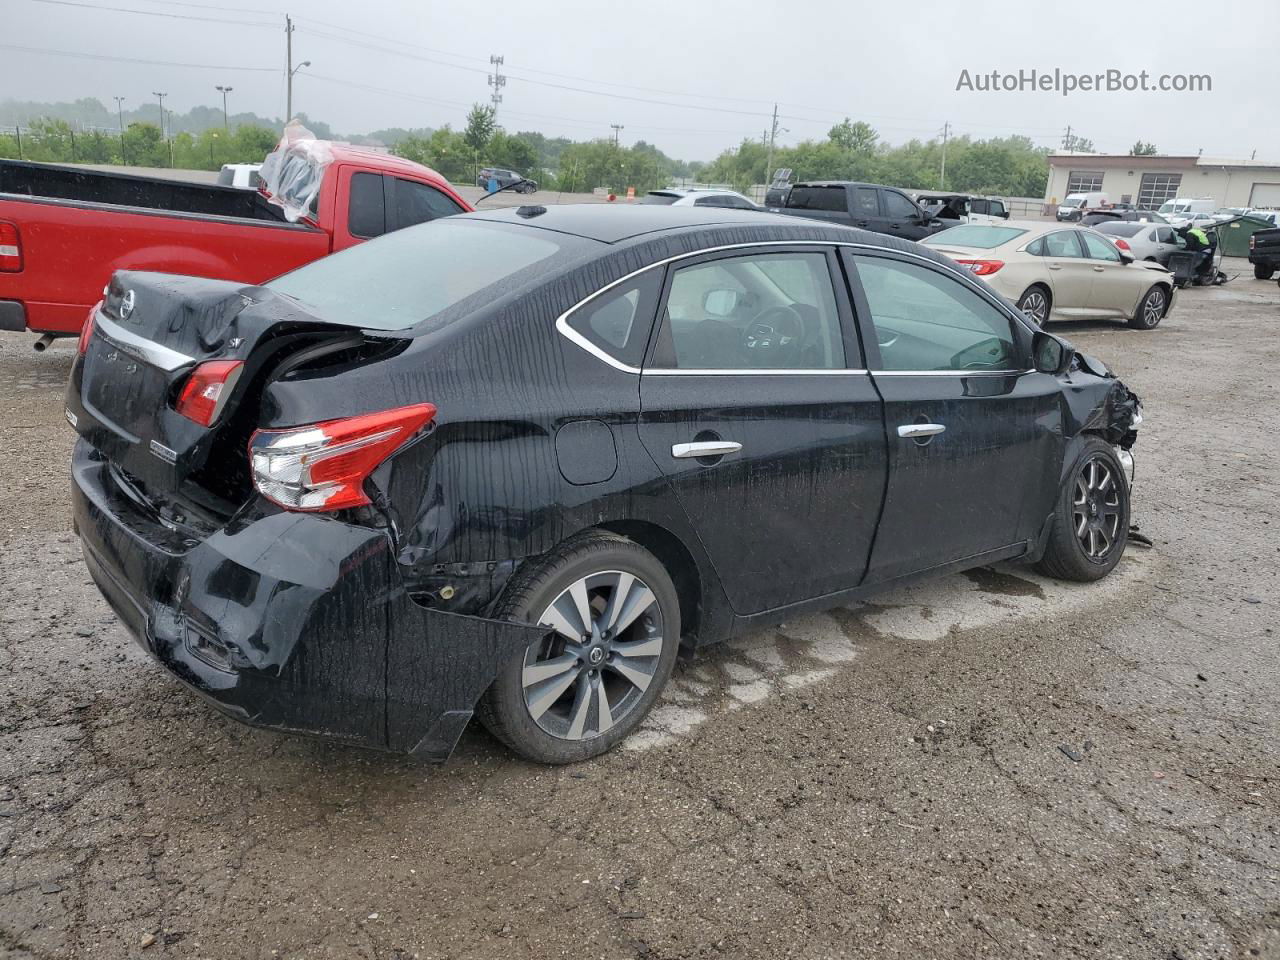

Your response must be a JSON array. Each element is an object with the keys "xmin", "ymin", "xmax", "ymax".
[{"xmin": 69, "ymin": 270, "xmax": 375, "ymax": 516}]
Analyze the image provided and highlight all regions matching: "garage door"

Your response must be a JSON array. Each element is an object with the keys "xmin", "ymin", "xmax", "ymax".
[{"xmin": 1248, "ymin": 183, "xmax": 1280, "ymax": 207}]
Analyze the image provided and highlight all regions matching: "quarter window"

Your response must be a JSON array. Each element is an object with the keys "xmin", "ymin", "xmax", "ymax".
[
  {"xmin": 566, "ymin": 270, "xmax": 663, "ymax": 369},
  {"xmin": 656, "ymin": 252, "xmax": 846, "ymax": 370},
  {"xmin": 850, "ymin": 256, "xmax": 1018, "ymax": 372}
]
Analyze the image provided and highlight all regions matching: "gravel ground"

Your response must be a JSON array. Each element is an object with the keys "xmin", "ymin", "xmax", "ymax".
[{"xmin": 1, "ymin": 266, "xmax": 1278, "ymax": 960}]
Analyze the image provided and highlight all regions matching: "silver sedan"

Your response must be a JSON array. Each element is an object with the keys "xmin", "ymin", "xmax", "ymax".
[{"xmin": 1092, "ymin": 220, "xmax": 1183, "ymax": 266}]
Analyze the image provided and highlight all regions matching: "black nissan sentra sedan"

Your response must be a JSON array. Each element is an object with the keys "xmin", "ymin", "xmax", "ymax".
[{"xmin": 66, "ymin": 204, "xmax": 1141, "ymax": 764}]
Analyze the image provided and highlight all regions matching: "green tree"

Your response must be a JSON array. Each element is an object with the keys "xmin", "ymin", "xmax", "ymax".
[
  {"xmin": 828, "ymin": 118, "xmax": 878, "ymax": 153},
  {"xmin": 463, "ymin": 105, "xmax": 496, "ymax": 153},
  {"xmin": 486, "ymin": 131, "xmax": 538, "ymax": 174},
  {"xmin": 1129, "ymin": 140, "xmax": 1158, "ymax": 156}
]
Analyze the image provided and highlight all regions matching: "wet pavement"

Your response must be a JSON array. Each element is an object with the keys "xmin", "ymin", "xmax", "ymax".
[{"xmin": 1, "ymin": 270, "xmax": 1277, "ymax": 959}]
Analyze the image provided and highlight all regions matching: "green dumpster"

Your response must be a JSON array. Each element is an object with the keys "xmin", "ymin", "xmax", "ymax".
[{"xmin": 1217, "ymin": 215, "xmax": 1275, "ymax": 258}]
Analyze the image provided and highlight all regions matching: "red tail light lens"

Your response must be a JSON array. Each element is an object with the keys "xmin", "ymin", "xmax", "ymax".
[
  {"xmin": 954, "ymin": 259, "xmax": 1005, "ymax": 276},
  {"xmin": 175, "ymin": 360, "xmax": 244, "ymax": 426},
  {"xmin": 77, "ymin": 308, "xmax": 96, "ymax": 355},
  {"xmin": 1112, "ymin": 238, "xmax": 1132, "ymax": 251},
  {"xmin": 249, "ymin": 403, "xmax": 436, "ymax": 511},
  {"xmin": 0, "ymin": 221, "xmax": 21, "ymax": 272}
]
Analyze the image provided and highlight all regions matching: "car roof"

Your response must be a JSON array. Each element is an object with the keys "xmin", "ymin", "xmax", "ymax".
[{"xmin": 463, "ymin": 203, "xmax": 789, "ymax": 244}]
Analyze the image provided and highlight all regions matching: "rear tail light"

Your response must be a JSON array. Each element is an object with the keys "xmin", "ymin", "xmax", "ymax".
[
  {"xmin": 0, "ymin": 221, "xmax": 21, "ymax": 272},
  {"xmin": 249, "ymin": 403, "xmax": 436, "ymax": 511},
  {"xmin": 1112, "ymin": 238, "xmax": 1132, "ymax": 252},
  {"xmin": 954, "ymin": 259, "xmax": 1004, "ymax": 276},
  {"xmin": 174, "ymin": 360, "xmax": 244, "ymax": 426},
  {"xmin": 77, "ymin": 308, "xmax": 96, "ymax": 355}
]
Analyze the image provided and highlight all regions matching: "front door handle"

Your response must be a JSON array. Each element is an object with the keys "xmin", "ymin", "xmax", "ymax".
[
  {"xmin": 672, "ymin": 440, "xmax": 742, "ymax": 459},
  {"xmin": 1093, "ymin": 265, "xmax": 1106, "ymax": 272},
  {"xmin": 897, "ymin": 423, "xmax": 946, "ymax": 439}
]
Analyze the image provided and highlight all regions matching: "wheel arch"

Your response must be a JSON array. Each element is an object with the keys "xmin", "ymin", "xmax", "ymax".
[{"xmin": 595, "ymin": 518, "xmax": 704, "ymax": 649}]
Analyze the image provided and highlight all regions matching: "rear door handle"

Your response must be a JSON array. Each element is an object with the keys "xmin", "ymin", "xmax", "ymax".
[
  {"xmin": 1048, "ymin": 264, "xmax": 1063, "ymax": 270},
  {"xmin": 897, "ymin": 423, "xmax": 946, "ymax": 439},
  {"xmin": 672, "ymin": 440, "xmax": 742, "ymax": 459}
]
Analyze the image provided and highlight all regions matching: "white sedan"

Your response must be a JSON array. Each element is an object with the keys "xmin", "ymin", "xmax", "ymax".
[{"xmin": 922, "ymin": 221, "xmax": 1177, "ymax": 331}]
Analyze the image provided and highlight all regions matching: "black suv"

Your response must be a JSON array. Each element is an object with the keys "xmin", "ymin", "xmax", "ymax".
[
  {"xmin": 477, "ymin": 167, "xmax": 537, "ymax": 193},
  {"xmin": 776, "ymin": 181, "xmax": 944, "ymax": 240}
]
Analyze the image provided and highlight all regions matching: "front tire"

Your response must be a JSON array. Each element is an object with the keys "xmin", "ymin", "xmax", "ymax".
[
  {"xmin": 1035, "ymin": 438, "xmax": 1130, "ymax": 582},
  {"xmin": 1254, "ymin": 264, "xmax": 1275, "ymax": 280},
  {"xmin": 1017, "ymin": 285, "xmax": 1052, "ymax": 326},
  {"xmin": 1128, "ymin": 285, "xmax": 1168, "ymax": 330},
  {"xmin": 477, "ymin": 533, "xmax": 680, "ymax": 763}
]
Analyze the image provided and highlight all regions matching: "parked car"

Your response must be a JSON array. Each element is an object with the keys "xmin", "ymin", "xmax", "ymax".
[
  {"xmin": 477, "ymin": 167, "xmax": 537, "ymax": 193},
  {"xmin": 0, "ymin": 145, "xmax": 469, "ymax": 343},
  {"xmin": 1056, "ymin": 191, "xmax": 1109, "ymax": 221},
  {"xmin": 215, "ymin": 163, "xmax": 263, "ymax": 189},
  {"xmin": 915, "ymin": 193, "xmax": 1010, "ymax": 225},
  {"xmin": 776, "ymin": 181, "xmax": 942, "ymax": 239},
  {"xmin": 1246, "ymin": 209, "xmax": 1280, "ymax": 227},
  {"xmin": 1249, "ymin": 226, "xmax": 1280, "ymax": 279},
  {"xmin": 67, "ymin": 205, "xmax": 1143, "ymax": 764},
  {"xmin": 1091, "ymin": 220, "xmax": 1183, "ymax": 266},
  {"xmin": 639, "ymin": 188, "xmax": 759, "ymax": 209},
  {"xmin": 1156, "ymin": 197, "xmax": 1215, "ymax": 221},
  {"xmin": 923, "ymin": 221, "xmax": 1176, "ymax": 330},
  {"xmin": 1081, "ymin": 210, "xmax": 1169, "ymax": 226},
  {"xmin": 1166, "ymin": 211, "xmax": 1222, "ymax": 229}
]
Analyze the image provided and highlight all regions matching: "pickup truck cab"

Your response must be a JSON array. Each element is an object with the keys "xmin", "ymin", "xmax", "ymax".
[
  {"xmin": 0, "ymin": 143, "xmax": 470, "ymax": 339},
  {"xmin": 775, "ymin": 181, "xmax": 943, "ymax": 240},
  {"xmin": 1248, "ymin": 226, "xmax": 1280, "ymax": 280},
  {"xmin": 915, "ymin": 193, "xmax": 1010, "ymax": 225}
]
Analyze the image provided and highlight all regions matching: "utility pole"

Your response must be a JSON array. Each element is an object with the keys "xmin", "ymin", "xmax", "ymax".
[
  {"xmin": 152, "ymin": 92, "xmax": 167, "ymax": 139},
  {"xmin": 216, "ymin": 85, "xmax": 233, "ymax": 130},
  {"xmin": 1062, "ymin": 124, "xmax": 1073, "ymax": 153},
  {"xmin": 488, "ymin": 55, "xmax": 506, "ymax": 118},
  {"xmin": 113, "ymin": 96, "xmax": 126, "ymax": 163},
  {"xmin": 611, "ymin": 124, "xmax": 624, "ymax": 148},
  {"xmin": 765, "ymin": 103, "xmax": 780, "ymax": 187},
  {"xmin": 939, "ymin": 120, "xmax": 950, "ymax": 189}
]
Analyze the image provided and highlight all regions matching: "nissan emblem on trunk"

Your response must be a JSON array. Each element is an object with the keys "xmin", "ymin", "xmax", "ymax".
[{"xmin": 119, "ymin": 289, "xmax": 136, "ymax": 321}]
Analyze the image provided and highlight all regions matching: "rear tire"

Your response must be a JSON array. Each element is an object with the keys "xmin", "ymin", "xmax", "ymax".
[
  {"xmin": 1035, "ymin": 437, "xmax": 1130, "ymax": 582},
  {"xmin": 1254, "ymin": 264, "xmax": 1275, "ymax": 280},
  {"xmin": 1128, "ymin": 285, "xmax": 1167, "ymax": 330},
  {"xmin": 1016, "ymin": 285, "xmax": 1052, "ymax": 326},
  {"xmin": 477, "ymin": 533, "xmax": 680, "ymax": 764}
]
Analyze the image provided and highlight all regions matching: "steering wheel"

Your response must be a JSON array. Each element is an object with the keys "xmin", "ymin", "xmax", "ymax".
[{"xmin": 740, "ymin": 305, "xmax": 803, "ymax": 366}]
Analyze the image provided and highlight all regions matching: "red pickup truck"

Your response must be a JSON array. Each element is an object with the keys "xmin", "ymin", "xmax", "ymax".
[{"xmin": 0, "ymin": 143, "xmax": 471, "ymax": 344}]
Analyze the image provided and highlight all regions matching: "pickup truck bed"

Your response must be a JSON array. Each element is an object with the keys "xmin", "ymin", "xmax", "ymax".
[{"xmin": 0, "ymin": 145, "xmax": 470, "ymax": 337}]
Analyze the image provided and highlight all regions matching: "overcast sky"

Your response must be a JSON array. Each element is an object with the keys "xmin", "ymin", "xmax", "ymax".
[{"xmin": 8, "ymin": 0, "xmax": 1279, "ymax": 162}]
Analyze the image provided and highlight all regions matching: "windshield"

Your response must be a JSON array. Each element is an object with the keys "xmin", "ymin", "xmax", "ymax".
[
  {"xmin": 1158, "ymin": 201, "xmax": 1185, "ymax": 214},
  {"xmin": 267, "ymin": 219, "xmax": 568, "ymax": 330},
  {"xmin": 924, "ymin": 224, "xmax": 1028, "ymax": 249},
  {"xmin": 1063, "ymin": 198, "xmax": 1085, "ymax": 208}
]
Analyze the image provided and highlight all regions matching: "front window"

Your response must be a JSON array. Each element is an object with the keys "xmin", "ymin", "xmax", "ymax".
[
  {"xmin": 1080, "ymin": 231, "xmax": 1122, "ymax": 262},
  {"xmin": 849, "ymin": 255, "xmax": 1018, "ymax": 372},
  {"xmin": 925, "ymin": 225, "xmax": 1027, "ymax": 249},
  {"xmin": 268, "ymin": 219, "xmax": 569, "ymax": 330}
]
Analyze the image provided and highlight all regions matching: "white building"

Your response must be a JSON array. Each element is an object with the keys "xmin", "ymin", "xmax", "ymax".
[{"xmin": 1045, "ymin": 153, "xmax": 1280, "ymax": 210}]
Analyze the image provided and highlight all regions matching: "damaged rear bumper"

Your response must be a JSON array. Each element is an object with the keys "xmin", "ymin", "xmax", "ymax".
[{"xmin": 71, "ymin": 440, "xmax": 547, "ymax": 761}]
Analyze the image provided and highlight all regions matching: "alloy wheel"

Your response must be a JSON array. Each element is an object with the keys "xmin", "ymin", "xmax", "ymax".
[
  {"xmin": 522, "ymin": 570, "xmax": 664, "ymax": 741},
  {"xmin": 1020, "ymin": 290, "xmax": 1049, "ymax": 324},
  {"xmin": 1142, "ymin": 290, "xmax": 1166, "ymax": 327},
  {"xmin": 1072, "ymin": 456, "xmax": 1123, "ymax": 561}
]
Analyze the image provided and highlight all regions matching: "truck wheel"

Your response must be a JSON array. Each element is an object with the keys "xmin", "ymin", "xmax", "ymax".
[
  {"xmin": 1035, "ymin": 437, "xmax": 1130, "ymax": 583},
  {"xmin": 1128, "ymin": 286, "xmax": 1167, "ymax": 330},
  {"xmin": 1254, "ymin": 264, "xmax": 1275, "ymax": 280},
  {"xmin": 477, "ymin": 533, "xmax": 680, "ymax": 764}
]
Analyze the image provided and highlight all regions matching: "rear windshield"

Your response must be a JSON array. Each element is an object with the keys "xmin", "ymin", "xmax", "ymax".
[
  {"xmin": 925, "ymin": 224, "xmax": 1028, "ymax": 249},
  {"xmin": 1095, "ymin": 222, "xmax": 1144, "ymax": 237},
  {"xmin": 640, "ymin": 192, "xmax": 679, "ymax": 205},
  {"xmin": 267, "ymin": 219, "xmax": 568, "ymax": 330}
]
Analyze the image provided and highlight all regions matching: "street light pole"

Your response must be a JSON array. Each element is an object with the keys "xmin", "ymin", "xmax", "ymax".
[
  {"xmin": 215, "ymin": 85, "xmax": 233, "ymax": 130},
  {"xmin": 113, "ymin": 96, "xmax": 126, "ymax": 163}
]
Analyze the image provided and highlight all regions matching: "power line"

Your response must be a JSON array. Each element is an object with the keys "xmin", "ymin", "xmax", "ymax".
[
  {"xmin": 0, "ymin": 41, "xmax": 277, "ymax": 71},
  {"xmin": 27, "ymin": 0, "xmax": 275, "ymax": 26}
]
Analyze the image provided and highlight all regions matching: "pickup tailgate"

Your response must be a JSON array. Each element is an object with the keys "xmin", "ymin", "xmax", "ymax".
[
  {"xmin": 68, "ymin": 270, "xmax": 374, "ymax": 514},
  {"xmin": 1251, "ymin": 227, "xmax": 1280, "ymax": 259}
]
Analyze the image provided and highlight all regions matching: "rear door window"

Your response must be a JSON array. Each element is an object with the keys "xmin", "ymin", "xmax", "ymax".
[
  {"xmin": 854, "ymin": 187, "xmax": 880, "ymax": 216},
  {"xmin": 347, "ymin": 172, "xmax": 386, "ymax": 238},
  {"xmin": 787, "ymin": 186, "xmax": 847, "ymax": 212},
  {"xmin": 1043, "ymin": 231, "xmax": 1085, "ymax": 258}
]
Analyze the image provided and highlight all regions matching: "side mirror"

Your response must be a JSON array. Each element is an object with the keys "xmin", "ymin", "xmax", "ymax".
[
  {"xmin": 1118, "ymin": 250, "xmax": 1135, "ymax": 265},
  {"xmin": 1033, "ymin": 331, "xmax": 1075, "ymax": 375},
  {"xmin": 703, "ymin": 289, "xmax": 740, "ymax": 317},
  {"xmin": 999, "ymin": 209, "xmax": 1011, "ymax": 219}
]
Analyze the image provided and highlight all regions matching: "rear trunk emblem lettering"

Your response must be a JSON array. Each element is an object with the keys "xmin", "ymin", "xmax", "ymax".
[{"xmin": 149, "ymin": 440, "xmax": 178, "ymax": 464}]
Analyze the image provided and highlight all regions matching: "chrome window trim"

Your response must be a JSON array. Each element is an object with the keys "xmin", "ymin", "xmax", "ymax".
[
  {"xmin": 93, "ymin": 307, "xmax": 196, "ymax": 372},
  {"xmin": 646, "ymin": 368, "xmax": 871, "ymax": 376},
  {"xmin": 553, "ymin": 238, "xmax": 1033, "ymax": 376},
  {"xmin": 874, "ymin": 369, "xmax": 1031, "ymax": 377}
]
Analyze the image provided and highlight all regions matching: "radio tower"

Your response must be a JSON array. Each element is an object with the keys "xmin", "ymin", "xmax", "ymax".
[{"xmin": 488, "ymin": 55, "xmax": 506, "ymax": 118}]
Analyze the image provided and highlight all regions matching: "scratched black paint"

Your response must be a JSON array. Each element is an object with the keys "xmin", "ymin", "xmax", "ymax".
[{"xmin": 66, "ymin": 206, "xmax": 1140, "ymax": 760}]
